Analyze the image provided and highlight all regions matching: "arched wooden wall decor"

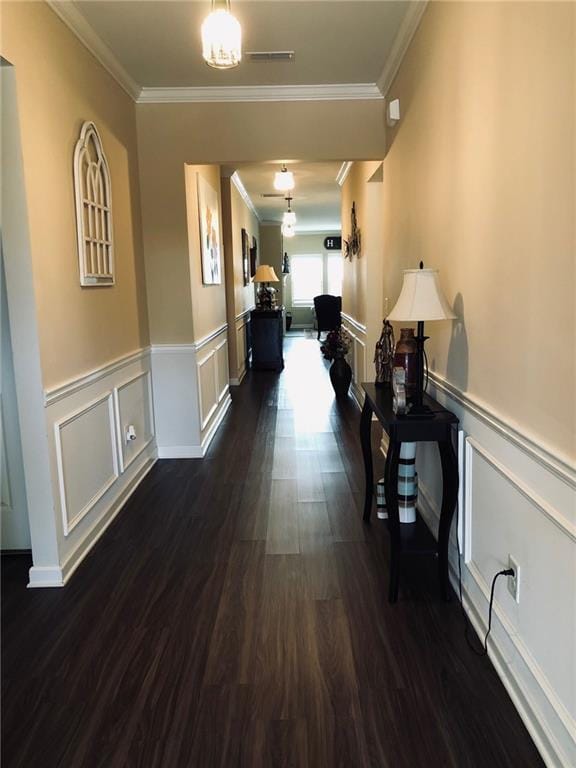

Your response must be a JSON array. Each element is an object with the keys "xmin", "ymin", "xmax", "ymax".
[{"xmin": 73, "ymin": 121, "xmax": 115, "ymax": 286}]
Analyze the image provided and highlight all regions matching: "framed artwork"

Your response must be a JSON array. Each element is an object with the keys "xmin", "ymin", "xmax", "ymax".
[
  {"xmin": 250, "ymin": 236, "xmax": 258, "ymax": 278},
  {"xmin": 241, "ymin": 228, "xmax": 250, "ymax": 286},
  {"xmin": 197, "ymin": 174, "xmax": 222, "ymax": 285}
]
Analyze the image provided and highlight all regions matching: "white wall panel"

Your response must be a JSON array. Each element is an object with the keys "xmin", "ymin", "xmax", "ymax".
[
  {"xmin": 215, "ymin": 338, "xmax": 229, "ymax": 402},
  {"xmin": 54, "ymin": 393, "xmax": 118, "ymax": 536},
  {"xmin": 115, "ymin": 371, "xmax": 154, "ymax": 472},
  {"xmin": 43, "ymin": 349, "xmax": 156, "ymax": 586},
  {"xmin": 412, "ymin": 376, "xmax": 576, "ymax": 768},
  {"xmin": 198, "ymin": 351, "xmax": 217, "ymax": 430}
]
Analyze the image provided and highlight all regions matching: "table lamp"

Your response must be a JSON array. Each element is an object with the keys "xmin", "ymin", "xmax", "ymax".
[
  {"xmin": 387, "ymin": 262, "xmax": 455, "ymax": 414},
  {"xmin": 252, "ymin": 264, "xmax": 280, "ymax": 310}
]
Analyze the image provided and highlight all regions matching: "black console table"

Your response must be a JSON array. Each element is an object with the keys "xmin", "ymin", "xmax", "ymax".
[
  {"xmin": 360, "ymin": 383, "xmax": 459, "ymax": 603},
  {"xmin": 251, "ymin": 308, "xmax": 284, "ymax": 371}
]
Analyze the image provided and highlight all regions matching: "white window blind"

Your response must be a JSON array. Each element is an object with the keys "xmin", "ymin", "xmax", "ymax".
[
  {"xmin": 291, "ymin": 254, "xmax": 323, "ymax": 305},
  {"xmin": 326, "ymin": 253, "xmax": 343, "ymax": 296}
]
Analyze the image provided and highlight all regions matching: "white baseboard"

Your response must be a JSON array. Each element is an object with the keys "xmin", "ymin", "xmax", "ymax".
[
  {"xmin": 157, "ymin": 392, "xmax": 232, "ymax": 459},
  {"xmin": 157, "ymin": 445, "xmax": 204, "ymax": 459},
  {"xmin": 28, "ymin": 565, "xmax": 64, "ymax": 588},
  {"xmin": 230, "ymin": 365, "xmax": 247, "ymax": 386},
  {"xmin": 28, "ymin": 455, "xmax": 157, "ymax": 588},
  {"xmin": 201, "ymin": 392, "xmax": 232, "ymax": 452}
]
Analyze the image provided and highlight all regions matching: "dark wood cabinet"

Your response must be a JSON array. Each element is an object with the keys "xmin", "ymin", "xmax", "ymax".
[{"xmin": 250, "ymin": 309, "xmax": 284, "ymax": 371}]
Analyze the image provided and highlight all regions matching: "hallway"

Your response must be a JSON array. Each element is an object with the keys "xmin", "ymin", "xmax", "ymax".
[{"xmin": 2, "ymin": 337, "xmax": 542, "ymax": 767}]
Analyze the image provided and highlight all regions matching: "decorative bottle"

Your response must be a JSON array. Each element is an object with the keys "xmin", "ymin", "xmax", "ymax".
[{"xmin": 393, "ymin": 328, "xmax": 418, "ymax": 395}]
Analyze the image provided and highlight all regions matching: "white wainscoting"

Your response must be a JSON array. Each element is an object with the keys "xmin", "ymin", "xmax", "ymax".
[
  {"xmin": 230, "ymin": 307, "xmax": 253, "ymax": 386},
  {"xmin": 36, "ymin": 348, "xmax": 157, "ymax": 588},
  {"xmin": 341, "ymin": 312, "xmax": 367, "ymax": 409},
  {"xmin": 399, "ymin": 374, "xmax": 576, "ymax": 768},
  {"xmin": 151, "ymin": 324, "xmax": 231, "ymax": 459}
]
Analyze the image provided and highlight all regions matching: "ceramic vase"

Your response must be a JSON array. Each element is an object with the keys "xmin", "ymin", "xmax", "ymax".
[{"xmin": 329, "ymin": 356, "xmax": 352, "ymax": 398}]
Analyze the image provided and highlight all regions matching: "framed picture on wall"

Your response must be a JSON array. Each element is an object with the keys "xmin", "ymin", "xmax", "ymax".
[
  {"xmin": 250, "ymin": 236, "xmax": 258, "ymax": 278},
  {"xmin": 242, "ymin": 228, "xmax": 250, "ymax": 286},
  {"xmin": 197, "ymin": 174, "xmax": 222, "ymax": 285}
]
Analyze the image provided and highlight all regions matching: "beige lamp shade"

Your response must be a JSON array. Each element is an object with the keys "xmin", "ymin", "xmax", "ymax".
[
  {"xmin": 388, "ymin": 268, "xmax": 455, "ymax": 322},
  {"xmin": 252, "ymin": 265, "xmax": 279, "ymax": 283}
]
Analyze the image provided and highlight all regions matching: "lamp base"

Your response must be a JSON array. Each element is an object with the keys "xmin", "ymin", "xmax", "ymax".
[{"xmin": 256, "ymin": 285, "xmax": 278, "ymax": 310}]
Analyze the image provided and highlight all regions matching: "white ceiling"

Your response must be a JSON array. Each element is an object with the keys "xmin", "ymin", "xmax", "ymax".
[
  {"xmin": 65, "ymin": 1, "xmax": 411, "ymax": 89},
  {"xmin": 234, "ymin": 161, "xmax": 342, "ymax": 232}
]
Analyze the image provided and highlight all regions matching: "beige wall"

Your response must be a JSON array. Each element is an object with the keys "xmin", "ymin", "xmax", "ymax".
[
  {"xmin": 184, "ymin": 164, "xmax": 227, "ymax": 342},
  {"xmin": 341, "ymin": 161, "xmax": 385, "ymax": 359},
  {"xmin": 258, "ymin": 224, "xmax": 284, "ymax": 307},
  {"xmin": 221, "ymin": 176, "xmax": 258, "ymax": 380},
  {"xmin": 1, "ymin": 2, "xmax": 149, "ymax": 389},
  {"xmin": 383, "ymin": 1, "xmax": 575, "ymax": 460},
  {"xmin": 230, "ymin": 182, "xmax": 258, "ymax": 319},
  {"xmin": 136, "ymin": 99, "xmax": 386, "ymax": 345}
]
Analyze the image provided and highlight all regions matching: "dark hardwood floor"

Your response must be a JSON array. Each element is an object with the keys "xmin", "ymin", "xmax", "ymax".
[{"xmin": 2, "ymin": 336, "xmax": 543, "ymax": 767}]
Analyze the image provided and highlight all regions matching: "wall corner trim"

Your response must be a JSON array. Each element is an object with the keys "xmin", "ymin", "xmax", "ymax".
[
  {"xmin": 341, "ymin": 311, "xmax": 367, "ymax": 336},
  {"xmin": 46, "ymin": 1, "xmax": 141, "ymax": 100},
  {"xmin": 44, "ymin": 348, "xmax": 151, "ymax": 406},
  {"xmin": 336, "ymin": 162, "xmax": 353, "ymax": 187},
  {"xmin": 377, "ymin": 0, "xmax": 428, "ymax": 96},
  {"xmin": 429, "ymin": 371, "xmax": 576, "ymax": 489},
  {"xmin": 193, "ymin": 323, "xmax": 229, "ymax": 352},
  {"xmin": 231, "ymin": 173, "xmax": 260, "ymax": 221},
  {"xmin": 137, "ymin": 83, "xmax": 384, "ymax": 104}
]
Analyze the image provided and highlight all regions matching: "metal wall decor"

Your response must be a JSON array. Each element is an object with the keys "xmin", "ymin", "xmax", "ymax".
[
  {"xmin": 374, "ymin": 319, "xmax": 395, "ymax": 387},
  {"xmin": 344, "ymin": 202, "xmax": 361, "ymax": 260}
]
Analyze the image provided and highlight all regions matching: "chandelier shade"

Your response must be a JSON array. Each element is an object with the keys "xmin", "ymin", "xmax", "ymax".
[
  {"xmin": 281, "ymin": 222, "xmax": 296, "ymax": 238},
  {"xmin": 201, "ymin": 1, "xmax": 242, "ymax": 69},
  {"xmin": 274, "ymin": 165, "xmax": 295, "ymax": 192}
]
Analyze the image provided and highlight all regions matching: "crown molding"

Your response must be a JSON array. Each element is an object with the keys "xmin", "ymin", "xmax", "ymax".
[
  {"xmin": 231, "ymin": 172, "xmax": 260, "ymax": 222},
  {"xmin": 47, "ymin": 1, "xmax": 141, "ymax": 101},
  {"xmin": 336, "ymin": 161, "xmax": 353, "ymax": 187},
  {"xmin": 294, "ymin": 225, "xmax": 341, "ymax": 235},
  {"xmin": 137, "ymin": 83, "xmax": 383, "ymax": 104},
  {"xmin": 377, "ymin": 0, "xmax": 428, "ymax": 96}
]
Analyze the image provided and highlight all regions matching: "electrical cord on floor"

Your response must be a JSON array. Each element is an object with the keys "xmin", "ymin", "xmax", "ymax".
[{"xmin": 454, "ymin": 502, "xmax": 514, "ymax": 656}]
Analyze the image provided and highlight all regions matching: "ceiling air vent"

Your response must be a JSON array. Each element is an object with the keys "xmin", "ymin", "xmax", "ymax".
[
  {"xmin": 246, "ymin": 51, "xmax": 295, "ymax": 63},
  {"xmin": 261, "ymin": 193, "xmax": 287, "ymax": 198}
]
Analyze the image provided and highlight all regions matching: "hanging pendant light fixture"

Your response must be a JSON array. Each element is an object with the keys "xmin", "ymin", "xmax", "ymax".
[
  {"xmin": 281, "ymin": 222, "xmax": 296, "ymax": 238},
  {"xmin": 282, "ymin": 196, "xmax": 297, "ymax": 227},
  {"xmin": 201, "ymin": 0, "xmax": 242, "ymax": 69},
  {"xmin": 274, "ymin": 164, "xmax": 295, "ymax": 192}
]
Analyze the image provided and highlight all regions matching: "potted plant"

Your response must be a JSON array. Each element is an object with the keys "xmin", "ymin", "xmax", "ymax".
[{"xmin": 320, "ymin": 328, "xmax": 353, "ymax": 398}]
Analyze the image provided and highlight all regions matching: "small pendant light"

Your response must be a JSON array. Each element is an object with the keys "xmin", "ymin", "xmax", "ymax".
[
  {"xmin": 282, "ymin": 196, "xmax": 297, "ymax": 227},
  {"xmin": 274, "ymin": 164, "xmax": 295, "ymax": 192}
]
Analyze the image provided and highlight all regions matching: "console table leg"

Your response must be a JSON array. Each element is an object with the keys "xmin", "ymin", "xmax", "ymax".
[
  {"xmin": 360, "ymin": 399, "xmax": 374, "ymax": 522},
  {"xmin": 384, "ymin": 439, "xmax": 401, "ymax": 603},
  {"xmin": 438, "ymin": 438, "xmax": 459, "ymax": 601}
]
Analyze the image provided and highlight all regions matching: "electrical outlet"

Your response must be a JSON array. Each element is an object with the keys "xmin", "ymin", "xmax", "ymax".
[{"xmin": 508, "ymin": 555, "xmax": 520, "ymax": 603}]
